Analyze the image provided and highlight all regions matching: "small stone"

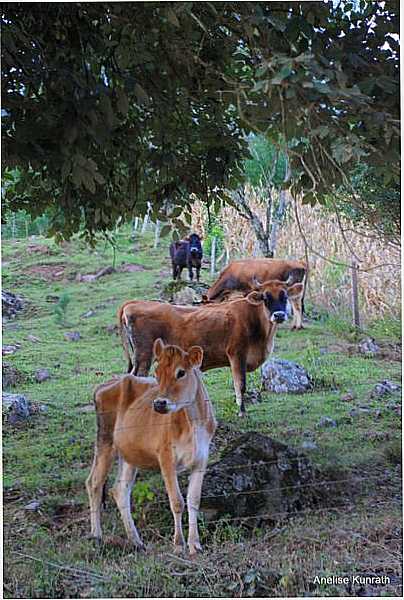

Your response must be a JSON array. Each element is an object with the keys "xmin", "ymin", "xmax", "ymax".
[
  {"xmin": 173, "ymin": 287, "xmax": 199, "ymax": 305},
  {"xmin": 370, "ymin": 380, "xmax": 401, "ymax": 399},
  {"xmin": 45, "ymin": 294, "xmax": 60, "ymax": 303},
  {"xmin": 35, "ymin": 368, "xmax": 51, "ymax": 383},
  {"xmin": 341, "ymin": 390, "xmax": 355, "ymax": 402},
  {"xmin": 317, "ymin": 416, "xmax": 337, "ymax": 428},
  {"xmin": 24, "ymin": 500, "xmax": 40, "ymax": 511},
  {"xmin": 2, "ymin": 343, "xmax": 21, "ymax": 355},
  {"xmin": 64, "ymin": 331, "xmax": 81, "ymax": 342},
  {"xmin": 358, "ymin": 337, "xmax": 380, "ymax": 356},
  {"xmin": 2, "ymin": 364, "xmax": 25, "ymax": 388},
  {"xmin": 27, "ymin": 334, "xmax": 41, "ymax": 343},
  {"xmin": 81, "ymin": 310, "xmax": 96, "ymax": 318},
  {"xmin": 301, "ymin": 440, "xmax": 318, "ymax": 451}
]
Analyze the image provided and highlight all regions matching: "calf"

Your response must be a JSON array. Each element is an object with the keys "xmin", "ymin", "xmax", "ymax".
[
  {"xmin": 169, "ymin": 233, "xmax": 203, "ymax": 281},
  {"xmin": 207, "ymin": 258, "xmax": 307, "ymax": 330},
  {"xmin": 86, "ymin": 339, "xmax": 216, "ymax": 556},
  {"xmin": 118, "ymin": 279, "xmax": 303, "ymax": 416}
]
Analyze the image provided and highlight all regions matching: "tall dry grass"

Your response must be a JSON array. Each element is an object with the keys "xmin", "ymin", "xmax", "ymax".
[{"xmin": 191, "ymin": 193, "xmax": 401, "ymax": 322}]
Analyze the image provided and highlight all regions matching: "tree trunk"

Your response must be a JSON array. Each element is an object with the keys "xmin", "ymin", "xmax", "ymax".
[
  {"xmin": 231, "ymin": 188, "xmax": 272, "ymax": 257},
  {"xmin": 269, "ymin": 189, "xmax": 288, "ymax": 257}
]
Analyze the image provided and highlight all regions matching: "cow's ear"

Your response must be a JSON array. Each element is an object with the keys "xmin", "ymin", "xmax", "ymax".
[
  {"xmin": 246, "ymin": 291, "xmax": 264, "ymax": 305},
  {"xmin": 287, "ymin": 283, "xmax": 304, "ymax": 299},
  {"xmin": 153, "ymin": 338, "xmax": 165, "ymax": 360},
  {"xmin": 188, "ymin": 346, "xmax": 203, "ymax": 368}
]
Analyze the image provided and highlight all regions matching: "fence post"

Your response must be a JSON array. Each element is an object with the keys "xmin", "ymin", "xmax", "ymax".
[
  {"xmin": 154, "ymin": 220, "xmax": 161, "ymax": 249},
  {"xmin": 351, "ymin": 261, "xmax": 360, "ymax": 329},
  {"xmin": 210, "ymin": 237, "xmax": 216, "ymax": 276}
]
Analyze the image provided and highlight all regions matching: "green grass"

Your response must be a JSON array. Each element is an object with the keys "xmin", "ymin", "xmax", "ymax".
[{"xmin": 3, "ymin": 227, "xmax": 402, "ymax": 597}]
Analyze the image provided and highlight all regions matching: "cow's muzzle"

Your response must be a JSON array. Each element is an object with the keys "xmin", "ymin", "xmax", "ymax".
[
  {"xmin": 153, "ymin": 398, "xmax": 169, "ymax": 414},
  {"xmin": 271, "ymin": 311, "xmax": 287, "ymax": 324}
]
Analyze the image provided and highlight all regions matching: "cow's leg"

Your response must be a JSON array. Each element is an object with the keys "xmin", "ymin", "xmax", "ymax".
[
  {"xmin": 172, "ymin": 263, "xmax": 177, "ymax": 280},
  {"xmin": 188, "ymin": 264, "xmax": 194, "ymax": 281},
  {"xmin": 177, "ymin": 266, "xmax": 183, "ymax": 280},
  {"xmin": 196, "ymin": 265, "xmax": 201, "ymax": 282},
  {"xmin": 187, "ymin": 457, "xmax": 208, "ymax": 555},
  {"xmin": 111, "ymin": 456, "xmax": 144, "ymax": 549},
  {"xmin": 228, "ymin": 353, "xmax": 247, "ymax": 417},
  {"xmin": 86, "ymin": 443, "xmax": 115, "ymax": 540},
  {"xmin": 290, "ymin": 297, "xmax": 304, "ymax": 330},
  {"xmin": 160, "ymin": 454, "xmax": 185, "ymax": 553}
]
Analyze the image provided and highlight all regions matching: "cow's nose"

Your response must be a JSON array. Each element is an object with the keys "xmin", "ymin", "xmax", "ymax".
[
  {"xmin": 273, "ymin": 311, "xmax": 287, "ymax": 323},
  {"xmin": 153, "ymin": 399, "xmax": 168, "ymax": 414}
]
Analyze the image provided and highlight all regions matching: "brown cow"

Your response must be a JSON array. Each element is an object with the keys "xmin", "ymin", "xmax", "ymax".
[
  {"xmin": 118, "ymin": 279, "xmax": 304, "ymax": 416},
  {"xmin": 207, "ymin": 258, "xmax": 307, "ymax": 330},
  {"xmin": 86, "ymin": 339, "xmax": 216, "ymax": 556}
]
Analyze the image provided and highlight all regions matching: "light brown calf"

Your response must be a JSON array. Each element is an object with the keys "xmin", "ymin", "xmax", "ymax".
[{"xmin": 86, "ymin": 339, "xmax": 216, "ymax": 556}]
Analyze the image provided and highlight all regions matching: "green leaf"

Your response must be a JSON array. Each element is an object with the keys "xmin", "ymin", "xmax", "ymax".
[
  {"xmin": 116, "ymin": 88, "xmax": 129, "ymax": 116},
  {"xmin": 160, "ymin": 224, "xmax": 171, "ymax": 237},
  {"xmin": 134, "ymin": 83, "xmax": 150, "ymax": 106}
]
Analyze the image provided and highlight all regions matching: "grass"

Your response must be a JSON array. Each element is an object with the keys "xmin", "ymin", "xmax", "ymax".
[{"xmin": 3, "ymin": 227, "xmax": 402, "ymax": 597}]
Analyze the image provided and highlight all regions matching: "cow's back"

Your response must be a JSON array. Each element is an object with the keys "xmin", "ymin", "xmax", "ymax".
[{"xmin": 207, "ymin": 258, "xmax": 306, "ymax": 301}]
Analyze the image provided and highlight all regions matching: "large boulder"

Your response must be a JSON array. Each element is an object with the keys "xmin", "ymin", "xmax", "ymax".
[
  {"xmin": 199, "ymin": 432, "xmax": 317, "ymax": 521},
  {"xmin": 2, "ymin": 291, "xmax": 24, "ymax": 319},
  {"xmin": 262, "ymin": 358, "xmax": 313, "ymax": 394}
]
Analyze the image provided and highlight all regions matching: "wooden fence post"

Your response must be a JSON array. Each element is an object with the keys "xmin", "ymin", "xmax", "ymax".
[
  {"xmin": 154, "ymin": 220, "xmax": 161, "ymax": 249},
  {"xmin": 210, "ymin": 237, "xmax": 217, "ymax": 276},
  {"xmin": 351, "ymin": 261, "xmax": 360, "ymax": 329}
]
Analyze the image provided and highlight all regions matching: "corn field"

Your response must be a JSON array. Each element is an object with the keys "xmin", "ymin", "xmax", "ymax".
[{"xmin": 191, "ymin": 193, "xmax": 401, "ymax": 322}]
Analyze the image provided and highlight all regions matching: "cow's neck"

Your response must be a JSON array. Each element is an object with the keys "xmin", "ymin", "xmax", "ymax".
[{"xmin": 183, "ymin": 371, "xmax": 211, "ymax": 428}]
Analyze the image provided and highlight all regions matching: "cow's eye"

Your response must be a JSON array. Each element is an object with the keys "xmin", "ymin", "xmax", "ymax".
[{"xmin": 177, "ymin": 369, "xmax": 186, "ymax": 379}]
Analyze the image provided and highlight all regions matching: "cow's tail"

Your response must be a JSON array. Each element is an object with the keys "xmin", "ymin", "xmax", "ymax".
[{"xmin": 117, "ymin": 304, "xmax": 137, "ymax": 373}]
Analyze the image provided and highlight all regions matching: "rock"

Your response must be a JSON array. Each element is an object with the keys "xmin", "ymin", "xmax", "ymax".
[
  {"xmin": 317, "ymin": 416, "xmax": 337, "ymax": 428},
  {"xmin": 35, "ymin": 368, "xmax": 51, "ymax": 383},
  {"xmin": 341, "ymin": 390, "xmax": 356, "ymax": 402},
  {"xmin": 261, "ymin": 359, "xmax": 313, "ymax": 394},
  {"xmin": 160, "ymin": 279, "xmax": 210, "ymax": 304},
  {"xmin": 81, "ymin": 310, "xmax": 96, "ymax": 318},
  {"xmin": 64, "ymin": 331, "xmax": 81, "ymax": 342},
  {"xmin": 45, "ymin": 294, "xmax": 60, "ymax": 303},
  {"xmin": 24, "ymin": 500, "xmax": 40, "ymax": 511},
  {"xmin": 197, "ymin": 432, "xmax": 317, "ymax": 521},
  {"xmin": 76, "ymin": 266, "xmax": 115, "ymax": 283},
  {"xmin": 301, "ymin": 440, "xmax": 318, "ymax": 451},
  {"xmin": 2, "ymin": 393, "xmax": 32, "ymax": 424},
  {"xmin": 2, "ymin": 363, "xmax": 25, "ymax": 388},
  {"xmin": 118, "ymin": 263, "xmax": 148, "ymax": 272},
  {"xmin": 2, "ymin": 291, "xmax": 24, "ymax": 319},
  {"xmin": 105, "ymin": 324, "xmax": 119, "ymax": 335},
  {"xmin": 370, "ymin": 380, "xmax": 401, "ymax": 399},
  {"xmin": 2, "ymin": 343, "xmax": 21, "ymax": 355},
  {"xmin": 358, "ymin": 337, "xmax": 380, "ymax": 356},
  {"xmin": 27, "ymin": 334, "xmax": 41, "ymax": 343},
  {"xmin": 173, "ymin": 287, "xmax": 199, "ymax": 305}
]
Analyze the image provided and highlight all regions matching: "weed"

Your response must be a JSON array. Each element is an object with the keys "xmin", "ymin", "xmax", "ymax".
[{"xmin": 53, "ymin": 292, "xmax": 71, "ymax": 326}]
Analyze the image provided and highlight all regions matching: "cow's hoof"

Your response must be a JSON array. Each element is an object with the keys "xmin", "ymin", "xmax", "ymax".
[
  {"xmin": 189, "ymin": 542, "xmax": 203, "ymax": 557},
  {"xmin": 174, "ymin": 543, "xmax": 186, "ymax": 555},
  {"xmin": 238, "ymin": 410, "xmax": 246, "ymax": 418}
]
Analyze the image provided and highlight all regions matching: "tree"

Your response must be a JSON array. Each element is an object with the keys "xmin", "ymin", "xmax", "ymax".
[
  {"xmin": 230, "ymin": 135, "xmax": 289, "ymax": 257},
  {"xmin": 2, "ymin": 2, "xmax": 399, "ymax": 239}
]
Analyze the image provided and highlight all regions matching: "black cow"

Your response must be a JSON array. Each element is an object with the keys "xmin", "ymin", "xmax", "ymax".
[{"xmin": 169, "ymin": 233, "xmax": 203, "ymax": 282}]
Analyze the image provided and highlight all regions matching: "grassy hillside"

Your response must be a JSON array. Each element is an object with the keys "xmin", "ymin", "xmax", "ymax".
[{"xmin": 3, "ymin": 228, "xmax": 402, "ymax": 598}]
